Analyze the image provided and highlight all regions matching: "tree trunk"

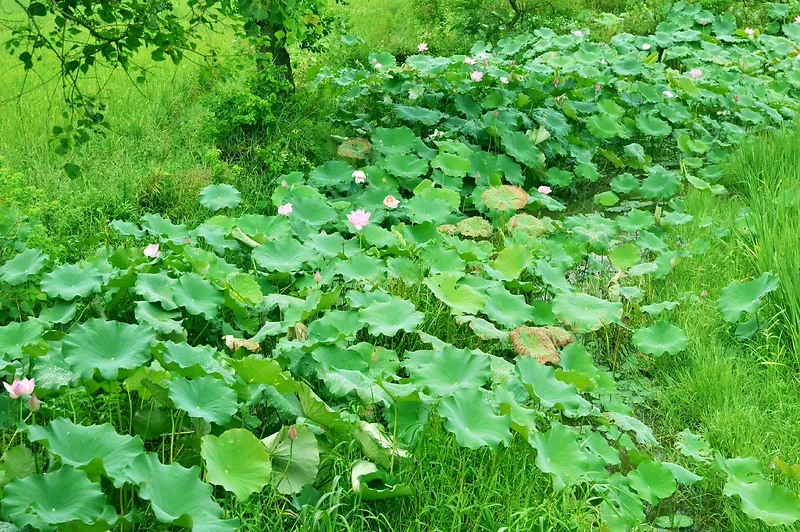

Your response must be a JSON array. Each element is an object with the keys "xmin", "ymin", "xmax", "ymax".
[{"xmin": 256, "ymin": 19, "xmax": 295, "ymax": 89}]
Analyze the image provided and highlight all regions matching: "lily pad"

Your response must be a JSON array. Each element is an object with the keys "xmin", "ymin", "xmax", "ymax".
[{"xmin": 199, "ymin": 184, "xmax": 242, "ymax": 211}]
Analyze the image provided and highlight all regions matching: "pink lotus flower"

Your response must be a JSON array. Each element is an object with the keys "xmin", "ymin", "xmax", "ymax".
[
  {"xmin": 700, "ymin": 289, "xmax": 709, "ymax": 297},
  {"xmin": 663, "ymin": 90, "xmax": 675, "ymax": 98},
  {"xmin": 573, "ymin": 30, "xmax": 583, "ymax": 37},
  {"xmin": 701, "ymin": 18, "xmax": 708, "ymax": 25},
  {"xmin": 538, "ymin": 185, "xmax": 552, "ymax": 195},
  {"xmin": 734, "ymin": 94, "xmax": 739, "ymax": 102},
  {"xmin": 470, "ymin": 71, "xmax": 484, "ymax": 82},
  {"xmin": 281, "ymin": 179, "xmax": 288, "ymax": 188},
  {"xmin": 642, "ymin": 43, "xmax": 651, "ymax": 51},
  {"xmin": 464, "ymin": 56, "xmax": 476, "ymax": 65},
  {"xmin": 4, "ymin": 378, "xmax": 34, "ymax": 399},
  {"xmin": 796, "ymin": 15, "xmax": 800, "ymax": 23},
  {"xmin": 143, "ymin": 244, "xmax": 160, "ymax": 259},
  {"xmin": 383, "ymin": 195, "xmax": 400, "ymax": 209},
  {"xmin": 288, "ymin": 425, "xmax": 298, "ymax": 440},
  {"xmin": 347, "ymin": 209, "xmax": 371, "ymax": 231},
  {"xmin": 278, "ymin": 203, "xmax": 292, "ymax": 216},
  {"xmin": 689, "ymin": 68, "xmax": 703, "ymax": 79},
  {"xmin": 595, "ymin": 83, "xmax": 602, "ymax": 91},
  {"xmin": 185, "ymin": 237, "xmax": 191, "ymax": 245},
  {"xmin": 314, "ymin": 271, "xmax": 321, "ymax": 283},
  {"xmin": 352, "ymin": 170, "xmax": 367, "ymax": 184},
  {"xmin": 418, "ymin": 42, "xmax": 428, "ymax": 52},
  {"xmin": 744, "ymin": 27, "xmax": 754, "ymax": 36},
  {"xmin": 28, "ymin": 394, "xmax": 40, "ymax": 412},
  {"xmin": 499, "ymin": 76, "xmax": 509, "ymax": 84},
  {"xmin": 375, "ymin": 63, "xmax": 382, "ymax": 70},
  {"xmin": 553, "ymin": 76, "xmax": 559, "ymax": 85}
]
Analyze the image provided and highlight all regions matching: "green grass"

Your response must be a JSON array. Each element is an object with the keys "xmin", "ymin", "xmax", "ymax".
[{"xmin": 725, "ymin": 127, "xmax": 800, "ymax": 363}]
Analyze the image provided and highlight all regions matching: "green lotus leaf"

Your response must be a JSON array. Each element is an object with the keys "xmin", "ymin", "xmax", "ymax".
[
  {"xmin": 510, "ymin": 326, "xmax": 559, "ymax": 364},
  {"xmin": 586, "ymin": 113, "xmax": 623, "ymax": 139},
  {"xmin": 262, "ymin": 425, "xmax": 320, "ymax": 494},
  {"xmin": 199, "ymin": 183, "xmax": 241, "ymax": 211},
  {"xmin": 559, "ymin": 342, "xmax": 615, "ymax": 394},
  {"xmin": 337, "ymin": 137, "xmax": 371, "ymax": 159},
  {"xmin": 628, "ymin": 460, "xmax": 677, "ymax": 504},
  {"xmin": 640, "ymin": 301, "xmax": 678, "ymax": 315},
  {"xmin": 489, "ymin": 244, "xmax": 531, "ymax": 281},
  {"xmin": 609, "ymin": 243, "xmax": 640, "ymax": 269},
  {"xmin": 351, "ymin": 460, "xmax": 413, "ymax": 500},
  {"xmin": 202, "ymin": 428, "xmax": 272, "ymax": 500},
  {"xmin": 133, "ymin": 271, "xmax": 178, "ymax": 311},
  {"xmin": 407, "ymin": 346, "xmax": 490, "ymax": 398},
  {"xmin": 663, "ymin": 462, "xmax": 702, "ymax": 486},
  {"xmin": 717, "ymin": 272, "xmax": 779, "ymax": 323},
  {"xmin": 724, "ymin": 479, "xmax": 800, "ymax": 527},
  {"xmin": 438, "ymin": 389, "xmax": 512, "ymax": 450},
  {"xmin": 594, "ymin": 190, "xmax": 619, "ymax": 207},
  {"xmin": 336, "ymin": 253, "xmax": 385, "ymax": 281},
  {"xmin": 0, "ymin": 318, "xmax": 44, "ymax": 360},
  {"xmin": 530, "ymin": 422, "xmax": 592, "ymax": 491},
  {"xmin": 39, "ymin": 300, "xmax": 78, "ymax": 324},
  {"xmin": 0, "ymin": 248, "xmax": 47, "ymax": 286},
  {"xmin": 224, "ymin": 272, "xmax": 263, "ymax": 307},
  {"xmin": 26, "ymin": 419, "xmax": 144, "ymax": 487},
  {"xmin": 431, "ymin": 152, "xmax": 471, "ymax": 178},
  {"xmin": 613, "ymin": 55, "xmax": 643, "ymax": 76},
  {"xmin": 501, "ymin": 130, "xmax": 542, "ymax": 167},
  {"xmin": 159, "ymin": 341, "xmax": 230, "ymax": 380},
  {"xmin": 506, "ymin": 213, "xmax": 550, "ymax": 237},
  {"xmin": 2, "ymin": 465, "xmax": 108, "ymax": 532},
  {"xmin": 610, "ymin": 173, "xmax": 641, "ymax": 194},
  {"xmin": 605, "ymin": 411, "xmax": 658, "ymax": 445},
  {"xmin": 40, "ymin": 263, "xmax": 103, "ymax": 301},
  {"xmin": 63, "ymin": 319, "xmax": 155, "ymax": 381},
  {"xmin": 456, "ymin": 216, "xmax": 493, "ymax": 238},
  {"xmin": 252, "ymin": 236, "xmax": 319, "ymax": 273},
  {"xmin": 141, "ymin": 212, "xmax": 189, "ymax": 241},
  {"xmin": 552, "ymin": 292, "xmax": 622, "ymax": 333},
  {"xmin": 640, "ymin": 165, "xmax": 681, "ymax": 199},
  {"xmin": 675, "ymin": 429, "xmax": 712, "ymax": 463},
  {"xmin": 616, "ymin": 209, "xmax": 654, "ymax": 232},
  {"xmin": 481, "ymin": 185, "xmax": 528, "ymax": 211},
  {"xmin": 135, "ymin": 301, "xmax": 183, "ymax": 334},
  {"xmin": 636, "ymin": 113, "xmax": 672, "ymax": 137},
  {"xmin": 31, "ymin": 345, "xmax": 79, "ymax": 395},
  {"xmin": 424, "ymin": 274, "xmax": 487, "ymax": 316},
  {"xmin": 125, "ymin": 452, "xmax": 236, "ymax": 529},
  {"xmin": 384, "ymin": 153, "xmax": 429, "ymax": 180},
  {"xmin": 516, "ymin": 356, "xmax": 592, "ymax": 417},
  {"xmin": 172, "ymin": 272, "xmax": 224, "ymax": 319},
  {"xmin": 654, "ymin": 515, "xmax": 693, "ymax": 529},
  {"xmin": 110, "ymin": 219, "xmax": 144, "ymax": 238},
  {"xmin": 371, "ymin": 127, "xmax": 418, "ymax": 155},
  {"xmin": 307, "ymin": 160, "xmax": 354, "ymax": 190},
  {"xmin": 358, "ymin": 297, "xmax": 424, "ymax": 337},
  {"xmin": 321, "ymin": 367, "xmax": 392, "ymax": 406},
  {"xmin": 168, "ymin": 376, "xmax": 239, "ymax": 425},
  {"xmin": 632, "ymin": 321, "xmax": 688, "ymax": 356},
  {"xmin": 483, "ymin": 286, "xmax": 534, "ymax": 329},
  {"xmin": 394, "ymin": 104, "xmax": 444, "ymax": 126}
]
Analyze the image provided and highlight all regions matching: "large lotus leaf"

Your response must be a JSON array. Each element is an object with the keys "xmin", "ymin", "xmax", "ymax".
[
  {"xmin": 0, "ymin": 248, "xmax": 47, "ymax": 286},
  {"xmin": 516, "ymin": 356, "xmax": 592, "ymax": 417},
  {"xmin": 39, "ymin": 300, "xmax": 78, "ymax": 324},
  {"xmin": 307, "ymin": 160, "xmax": 353, "ymax": 190},
  {"xmin": 308, "ymin": 310, "xmax": 364, "ymax": 343},
  {"xmin": 141, "ymin": 212, "xmax": 189, "ymax": 241},
  {"xmin": 321, "ymin": 368, "xmax": 392, "ymax": 406},
  {"xmin": 501, "ymin": 130, "xmax": 542, "ymax": 167},
  {"xmin": 202, "ymin": 429, "xmax": 272, "ymax": 500},
  {"xmin": 26, "ymin": 419, "xmax": 144, "ymax": 487},
  {"xmin": 0, "ymin": 319, "xmax": 44, "ymax": 360},
  {"xmin": 199, "ymin": 184, "xmax": 241, "ymax": 211},
  {"xmin": 430, "ymin": 152, "xmax": 471, "ymax": 178},
  {"xmin": 40, "ymin": 263, "xmax": 103, "ymax": 301},
  {"xmin": 371, "ymin": 127, "xmax": 418, "ymax": 155},
  {"xmin": 586, "ymin": 113, "xmax": 623, "ymax": 139},
  {"xmin": 481, "ymin": 185, "xmax": 528, "ymax": 211},
  {"xmin": 394, "ymin": 104, "xmax": 444, "ymax": 126},
  {"xmin": 2, "ymin": 465, "xmax": 108, "ymax": 532},
  {"xmin": 159, "ymin": 341, "xmax": 229, "ymax": 380},
  {"xmin": 168, "ymin": 376, "xmax": 239, "ymax": 425},
  {"xmin": 262, "ymin": 425, "xmax": 320, "ymax": 494},
  {"xmin": 424, "ymin": 274, "xmax": 487, "ymax": 316},
  {"xmin": 628, "ymin": 460, "xmax": 677, "ymax": 504},
  {"xmin": 559, "ymin": 343, "xmax": 615, "ymax": 394},
  {"xmin": 510, "ymin": 326, "xmax": 559, "ymax": 364},
  {"xmin": 125, "ymin": 453, "xmax": 236, "ymax": 529},
  {"xmin": 167, "ymin": 272, "xmax": 222, "ymax": 319},
  {"xmin": 134, "ymin": 302, "xmax": 183, "ymax": 335},
  {"xmin": 407, "ymin": 346, "xmax": 490, "ymax": 398},
  {"xmin": 483, "ymin": 286, "xmax": 533, "ymax": 329},
  {"xmin": 62, "ymin": 319, "xmax": 155, "ymax": 381},
  {"xmin": 438, "ymin": 389, "xmax": 512, "ymax": 450},
  {"xmin": 224, "ymin": 272, "xmax": 264, "ymax": 306},
  {"xmin": 336, "ymin": 254, "xmax": 385, "ymax": 281},
  {"xmin": 675, "ymin": 429, "xmax": 712, "ymax": 463},
  {"xmin": 552, "ymin": 292, "xmax": 622, "ymax": 333},
  {"xmin": 724, "ymin": 479, "xmax": 800, "ymax": 526},
  {"xmin": 358, "ymin": 297, "xmax": 424, "ymax": 337},
  {"xmin": 252, "ymin": 236, "xmax": 319, "ymax": 273},
  {"xmin": 616, "ymin": 209, "xmax": 654, "ymax": 232},
  {"xmin": 605, "ymin": 412, "xmax": 658, "ymax": 445},
  {"xmin": 632, "ymin": 321, "xmax": 688, "ymax": 356},
  {"xmin": 640, "ymin": 165, "xmax": 681, "ymax": 199},
  {"xmin": 351, "ymin": 460, "xmax": 414, "ymax": 500},
  {"xmin": 488, "ymin": 244, "xmax": 531, "ymax": 281},
  {"xmin": 457, "ymin": 216, "xmax": 493, "ymax": 238},
  {"xmin": 530, "ymin": 422, "xmax": 592, "ymax": 491},
  {"xmin": 133, "ymin": 271, "xmax": 178, "ymax": 311},
  {"xmin": 717, "ymin": 272, "xmax": 779, "ymax": 323},
  {"xmin": 636, "ymin": 113, "xmax": 672, "ymax": 137},
  {"xmin": 384, "ymin": 153, "xmax": 429, "ymax": 179}
]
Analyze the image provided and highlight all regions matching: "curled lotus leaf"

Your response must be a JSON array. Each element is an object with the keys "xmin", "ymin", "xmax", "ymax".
[
  {"xmin": 542, "ymin": 326, "xmax": 575, "ymax": 347},
  {"xmin": 457, "ymin": 216, "xmax": 493, "ymax": 238},
  {"xmin": 506, "ymin": 213, "xmax": 550, "ymax": 237},
  {"xmin": 510, "ymin": 326, "xmax": 559, "ymax": 364},
  {"xmin": 437, "ymin": 224, "xmax": 458, "ymax": 236},
  {"xmin": 337, "ymin": 137, "xmax": 371, "ymax": 160},
  {"xmin": 481, "ymin": 185, "xmax": 528, "ymax": 211}
]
